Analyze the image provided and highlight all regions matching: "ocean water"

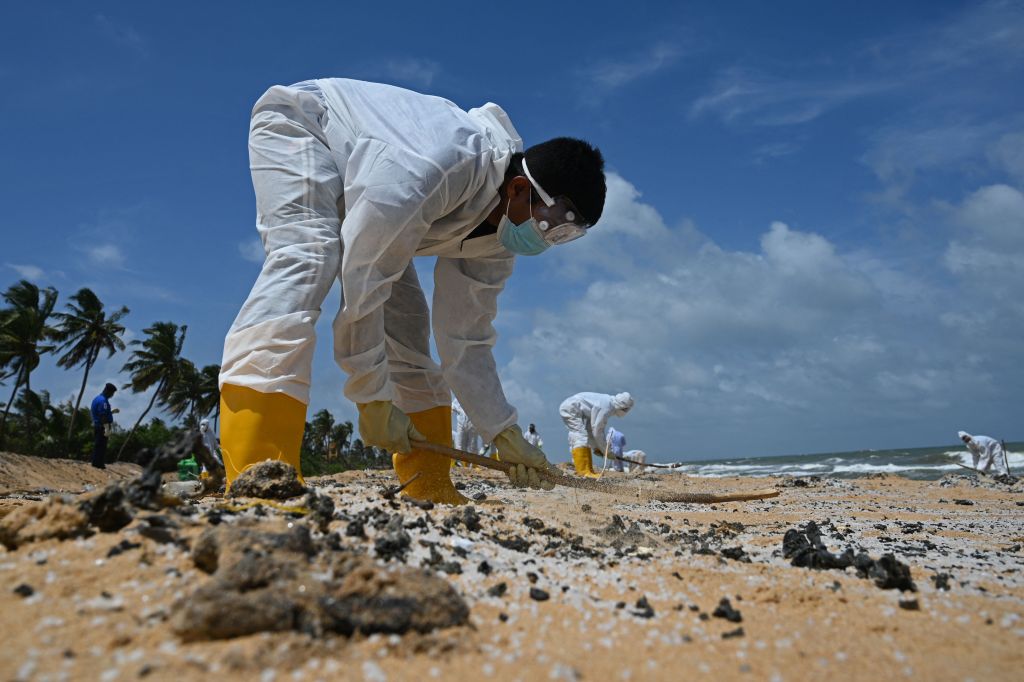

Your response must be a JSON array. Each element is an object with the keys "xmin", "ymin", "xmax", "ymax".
[{"xmin": 657, "ymin": 442, "xmax": 1024, "ymax": 480}]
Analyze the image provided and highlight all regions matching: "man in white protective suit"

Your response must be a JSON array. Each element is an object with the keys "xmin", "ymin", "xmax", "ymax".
[
  {"xmin": 219, "ymin": 78, "xmax": 606, "ymax": 504},
  {"xmin": 525, "ymin": 423, "xmax": 543, "ymax": 449},
  {"xmin": 623, "ymin": 449, "xmax": 647, "ymax": 472},
  {"xmin": 198, "ymin": 418, "xmax": 223, "ymax": 465},
  {"xmin": 958, "ymin": 431, "xmax": 1008, "ymax": 474},
  {"xmin": 452, "ymin": 395, "xmax": 484, "ymax": 457},
  {"xmin": 558, "ymin": 392, "xmax": 634, "ymax": 478}
]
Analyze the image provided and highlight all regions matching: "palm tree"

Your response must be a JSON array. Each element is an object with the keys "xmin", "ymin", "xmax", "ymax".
[
  {"xmin": 117, "ymin": 321, "xmax": 187, "ymax": 459},
  {"xmin": 0, "ymin": 281, "xmax": 59, "ymax": 448},
  {"xmin": 331, "ymin": 420, "xmax": 353, "ymax": 453},
  {"xmin": 164, "ymin": 361, "xmax": 221, "ymax": 428},
  {"xmin": 164, "ymin": 358, "xmax": 202, "ymax": 426},
  {"xmin": 308, "ymin": 409, "xmax": 335, "ymax": 457},
  {"xmin": 197, "ymin": 364, "xmax": 220, "ymax": 426},
  {"xmin": 14, "ymin": 389, "xmax": 65, "ymax": 456},
  {"xmin": 53, "ymin": 288, "xmax": 129, "ymax": 452},
  {"xmin": 329, "ymin": 419, "xmax": 354, "ymax": 466}
]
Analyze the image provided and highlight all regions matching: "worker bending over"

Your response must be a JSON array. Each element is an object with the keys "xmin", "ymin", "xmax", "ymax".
[
  {"xmin": 958, "ymin": 431, "xmax": 1007, "ymax": 474},
  {"xmin": 219, "ymin": 78, "xmax": 606, "ymax": 504},
  {"xmin": 624, "ymin": 449, "xmax": 647, "ymax": 472},
  {"xmin": 559, "ymin": 392, "xmax": 633, "ymax": 478}
]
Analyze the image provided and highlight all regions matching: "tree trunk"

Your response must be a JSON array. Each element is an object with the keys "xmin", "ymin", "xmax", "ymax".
[
  {"xmin": 22, "ymin": 370, "xmax": 33, "ymax": 454},
  {"xmin": 0, "ymin": 366, "xmax": 25, "ymax": 449},
  {"xmin": 116, "ymin": 379, "xmax": 162, "ymax": 461},
  {"xmin": 66, "ymin": 346, "xmax": 98, "ymax": 456}
]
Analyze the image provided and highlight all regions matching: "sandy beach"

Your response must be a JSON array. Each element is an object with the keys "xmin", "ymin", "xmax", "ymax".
[{"xmin": 1, "ymin": 451, "xmax": 1022, "ymax": 681}]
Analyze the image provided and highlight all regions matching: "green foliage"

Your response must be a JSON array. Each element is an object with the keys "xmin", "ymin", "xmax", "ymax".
[
  {"xmin": 0, "ymin": 280, "xmax": 60, "ymax": 447},
  {"xmin": 107, "ymin": 418, "xmax": 179, "ymax": 463},
  {"xmin": 117, "ymin": 321, "xmax": 187, "ymax": 459},
  {"xmin": 0, "ymin": 278, "xmax": 391, "ymax": 478},
  {"xmin": 53, "ymin": 288, "xmax": 129, "ymax": 370},
  {"xmin": 300, "ymin": 411, "xmax": 386, "ymax": 475},
  {"xmin": 3, "ymin": 391, "xmax": 94, "ymax": 459}
]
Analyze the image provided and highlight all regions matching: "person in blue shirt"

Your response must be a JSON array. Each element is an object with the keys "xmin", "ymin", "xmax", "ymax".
[{"xmin": 90, "ymin": 383, "xmax": 119, "ymax": 469}]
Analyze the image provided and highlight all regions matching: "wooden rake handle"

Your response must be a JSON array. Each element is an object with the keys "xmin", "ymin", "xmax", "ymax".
[{"xmin": 410, "ymin": 439, "xmax": 780, "ymax": 504}]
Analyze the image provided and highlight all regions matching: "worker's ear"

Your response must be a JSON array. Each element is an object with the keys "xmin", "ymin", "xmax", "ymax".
[{"xmin": 506, "ymin": 176, "xmax": 531, "ymax": 201}]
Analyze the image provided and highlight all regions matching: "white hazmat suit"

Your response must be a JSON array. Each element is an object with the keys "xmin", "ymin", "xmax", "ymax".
[
  {"xmin": 559, "ymin": 392, "xmax": 634, "ymax": 450},
  {"xmin": 525, "ymin": 426, "xmax": 543, "ymax": 449},
  {"xmin": 198, "ymin": 419, "xmax": 222, "ymax": 465},
  {"xmin": 219, "ymin": 79, "xmax": 522, "ymax": 442},
  {"xmin": 452, "ymin": 396, "xmax": 484, "ymax": 455},
  {"xmin": 958, "ymin": 431, "xmax": 1005, "ymax": 473},
  {"xmin": 623, "ymin": 449, "xmax": 647, "ymax": 472}
]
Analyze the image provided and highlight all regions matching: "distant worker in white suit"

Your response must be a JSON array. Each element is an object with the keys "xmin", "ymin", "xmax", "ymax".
[
  {"xmin": 198, "ymin": 418, "xmax": 223, "ymax": 465},
  {"xmin": 525, "ymin": 423, "xmax": 543, "ymax": 449},
  {"xmin": 958, "ymin": 431, "xmax": 1007, "ymax": 474},
  {"xmin": 624, "ymin": 449, "xmax": 647, "ymax": 472},
  {"xmin": 452, "ymin": 396, "xmax": 484, "ymax": 456},
  {"xmin": 559, "ymin": 392, "xmax": 634, "ymax": 478}
]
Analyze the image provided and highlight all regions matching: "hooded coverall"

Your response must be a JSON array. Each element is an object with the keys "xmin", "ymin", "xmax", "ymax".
[{"xmin": 219, "ymin": 79, "xmax": 524, "ymax": 493}]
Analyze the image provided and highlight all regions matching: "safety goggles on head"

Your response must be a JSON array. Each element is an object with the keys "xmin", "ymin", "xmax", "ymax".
[{"xmin": 521, "ymin": 159, "xmax": 591, "ymax": 245}]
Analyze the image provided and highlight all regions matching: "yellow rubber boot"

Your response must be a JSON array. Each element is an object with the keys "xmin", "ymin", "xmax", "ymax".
[
  {"xmin": 572, "ymin": 446, "xmax": 602, "ymax": 479},
  {"xmin": 220, "ymin": 384, "xmax": 307, "ymax": 489},
  {"xmin": 393, "ymin": 405, "xmax": 469, "ymax": 506}
]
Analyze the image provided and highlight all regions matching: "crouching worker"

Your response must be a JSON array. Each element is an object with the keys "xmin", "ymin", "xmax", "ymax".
[
  {"xmin": 219, "ymin": 78, "xmax": 607, "ymax": 504},
  {"xmin": 559, "ymin": 392, "xmax": 634, "ymax": 478}
]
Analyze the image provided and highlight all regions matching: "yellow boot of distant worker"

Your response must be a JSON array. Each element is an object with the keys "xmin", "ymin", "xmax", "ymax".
[{"xmin": 572, "ymin": 446, "xmax": 602, "ymax": 479}]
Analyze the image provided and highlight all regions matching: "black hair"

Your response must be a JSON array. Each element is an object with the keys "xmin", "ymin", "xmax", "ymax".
[{"xmin": 523, "ymin": 137, "xmax": 606, "ymax": 225}]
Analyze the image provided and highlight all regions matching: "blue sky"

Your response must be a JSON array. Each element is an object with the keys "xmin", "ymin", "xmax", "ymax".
[{"xmin": 2, "ymin": 1, "xmax": 1022, "ymax": 461}]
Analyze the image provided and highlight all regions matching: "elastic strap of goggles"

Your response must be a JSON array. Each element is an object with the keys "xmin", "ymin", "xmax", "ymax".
[{"xmin": 521, "ymin": 159, "xmax": 555, "ymax": 207}]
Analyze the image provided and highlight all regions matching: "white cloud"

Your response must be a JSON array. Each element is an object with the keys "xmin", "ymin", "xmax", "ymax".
[
  {"xmin": 988, "ymin": 132, "xmax": 1024, "ymax": 182},
  {"xmin": 862, "ymin": 121, "xmax": 1002, "ymax": 185},
  {"xmin": 954, "ymin": 184, "xmax": 1024, "ymax": 250},
  {"xmin": 945, "ymin": 184, "xmax": 1024, "ymax": 294},
  {"xmin": 499, "ymin": 172, "xmax": 1021, "ymax": 458},
  {"xmin": 86, "ymin": 244, "xmax": 126, "ymax": 268},
  {"xmin": 238, "ymin": 239, "xmax": 265, "ymax": 263},
  {"xmin": 693, "ymin": 2, "xmax": 1024, "ymax": 130},
  {"xmin": 690, "ymin": 69, "xmax": 888, "ymax": 126},
  {"xmin": 5, "ymin": 263, "xmax": 45, "ymax": 280},
  {"xmin": 543, "ymin": 172, "xmax": 692, "ymax": 280},
  {"xmin": 582, "ymin": 43, "xmax": 684, "ymax": 91}
]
